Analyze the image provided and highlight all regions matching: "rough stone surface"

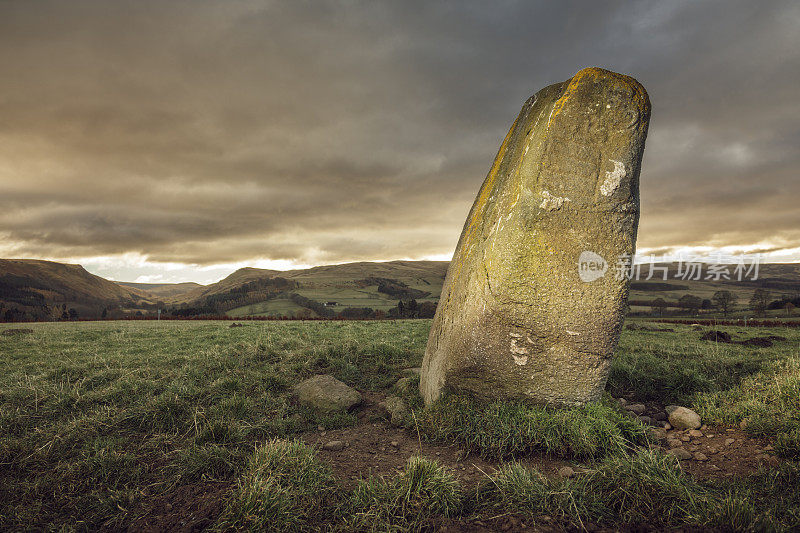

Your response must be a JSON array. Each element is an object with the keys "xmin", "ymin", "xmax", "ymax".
[
  {"xmin": 668, "ymin": 407, "xmax": 702, "ymax": 430},
  {"xmin": 648, "ymin": 427, "xmax": 668, "ymax": 442},
  {"xmin": 667, "ymin": 448, "xmax": 693, "ymax": 461},
  {"xmin": 420, "ymin": 67, "xmax": 650, "ymax": 406},
  {"xmin": 626, "ymin": 403, "xmax": 646, "ymax": 415},
  {"xmin": 294, "ymin": 375, "xmax": 362, "ymax": 412},
  {"xmin": 379, "ymin": 396, "xmax": 409, "ymax": 427}
]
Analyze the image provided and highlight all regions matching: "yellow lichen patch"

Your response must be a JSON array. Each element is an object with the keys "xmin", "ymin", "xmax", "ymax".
[
  {"xmin": 450, "ymin": 114, "xmax": 520, "ymax": 286},
  {"xmin": 549, "ymin": 67, "xmax": 649, "ymax": 123}
]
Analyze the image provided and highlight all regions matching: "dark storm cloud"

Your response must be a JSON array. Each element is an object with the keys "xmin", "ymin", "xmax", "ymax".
[{"xmin": 1, "ymin": 0, "xmax": 799, "ymax": 271}]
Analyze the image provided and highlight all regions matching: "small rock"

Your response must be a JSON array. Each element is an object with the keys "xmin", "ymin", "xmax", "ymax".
[
  {"xmin": 617, "ymin": 397, "xmax": 628, "ymax": 406},
  {"xmin": 639, "ymin": 416, "xmax": 656, "ymax": 426},
  {"xmin": 681, "ymin": 435, "xmax": 691, "ymax": 443},
  {"xmin": 390, "ymin": 441, "xmax": 399, "ymax": 447},
  {"xmin": 394, "ymin": 377, "xmax": 417, "ymax": 394},
  {"xmin": 668, "ymin": 407, "xmax": 702, "ymax": 430},
  {"xmin": 317, "ymin": 425, "xmax": 325, "ymax": 432},
  {"xmin": 379, "ymin": 396, "xmax": 409, "ymax": 427},
  {"xmin": 626, "ymin": 403, "xmax": 646, "ymax": 415},
  {"xmin": 725, "ymin": 438, "xmax": 735, "ymax": 446},
  {"xmin": 688, "ymin": 429, "xmax": 703, "ymax": 438},
  {"xmin": 764, "ymin": 445, "xmax": 774, "ymax": 451},
  {"xmin": 558, "ymin": 466, "xmax": 575, "ymax": 478},
  {"xmin": 740, "ymin": 420, "xmax": 748, "ymax": 429},
  {"xmin": 648, "ymin": 427, "xmax": 668, "ymax": 442},
  {"xmin": 667, "ymin": 448, "xmax": 693, "ymax": 460},
  {"xmin": 323, "ymin": 440, "xmax": 345, "ymax": 451},
  {"xmin": 663, "ymin": 422, "xmax": 672, "ymax": 430},
  {"xmin": 693, "ymin": 452, "xmax": 708, "ymax": 461},
  {"xmin": 294, "ymin": 375, "xmax": 362, "ymax": 412},
  {"xmin": 667, "ymin": 438, "xmax": 682, "ymax": 448}
]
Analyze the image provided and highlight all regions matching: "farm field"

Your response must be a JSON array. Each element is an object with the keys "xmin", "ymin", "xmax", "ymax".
[{"xmin": 1, "ymin": 320, "xmax": 799, "ymax": 531}]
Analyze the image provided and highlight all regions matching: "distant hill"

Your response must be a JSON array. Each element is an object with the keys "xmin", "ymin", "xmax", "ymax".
[
  {"xmin": 0, "ymin": 259, "xmax": 153, "ymax": 321},
  {"xmin": 2, "ymin": 258, "xmax": 798, "ymax": 321},
  {"xmin": 171, "ymin": 260, "xmax": 449, "ymax": 318},
  {"xmin": 117, "ymin": 281, "xmax": 202, "ymax": 299}
]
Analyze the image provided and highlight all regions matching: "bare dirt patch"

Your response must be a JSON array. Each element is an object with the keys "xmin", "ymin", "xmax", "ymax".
[
  {"xmin": 301, "ymin": 392, "xmax": 573, "ymax": 489},
  {"xmin": 123, "ymin": 481, "xmax": 230, "ymax": 533}
]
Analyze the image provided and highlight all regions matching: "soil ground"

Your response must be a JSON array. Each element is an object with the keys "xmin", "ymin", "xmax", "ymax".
[{"xmin": 123, "ymin": 391, "xmax": 780, "ymax": 532}]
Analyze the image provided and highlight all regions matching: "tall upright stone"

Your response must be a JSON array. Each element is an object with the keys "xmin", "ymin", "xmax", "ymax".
[{"xmin": 420, "ymin": 67, "xmax": 650, "ymax": 407}]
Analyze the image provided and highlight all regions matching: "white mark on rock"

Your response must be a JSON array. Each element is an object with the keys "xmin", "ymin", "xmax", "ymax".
[
  {"xmin": 510, "ymin": 339, "xmax": 528, "ymax": 354},
  {"xmin": 600, "ymin": 160, "xmax": 626, "ymax": 196},
  {"xmin": 606, "ymin": 104, "xmax": 611, "ymax": 109},
  {"xmin": 566, "ymin": 330, "xmax": 581, "ymax": 336},
  {"xmin": 509, "ymin": 332, "xmax": 523, "ymax": 338},
  {"xmin": 512, "ymin": 355, "xmax": 529, "ymax": 366},
  {"xmin": 539, "ymin": 190, "xmax": 570, "ymax": 210}
]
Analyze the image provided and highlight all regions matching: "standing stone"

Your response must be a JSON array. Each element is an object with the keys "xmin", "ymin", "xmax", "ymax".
[{"xmin": 420, "ymin": 67, "xmax": 650, "ymax": 407}]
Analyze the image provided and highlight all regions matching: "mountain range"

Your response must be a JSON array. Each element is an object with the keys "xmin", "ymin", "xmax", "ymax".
[{"xmin": 1, "ymin": 258, "xmax": 799, "ymax": 321}]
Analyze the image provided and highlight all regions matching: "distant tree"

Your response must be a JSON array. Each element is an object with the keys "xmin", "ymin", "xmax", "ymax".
[
  {"xmin": 68, "ymin": 308, "xmax": 79, "ymax": 320},
  {"xmin": 786, "ymin": 302, "xmax": 796, "ymax": 317},
  {"xmin": 750, "ymin": 289, "xmax": 770, "ymax": 317},
  {"xmin": 651, "ymin": 298, "xmax": 668, "ymax": 316},
  {"xmin": 712, "ymin": 290, "xmax": 737, "ymax": 317},
  {"xmin": 678, "ymin": 294, "xmax": 702, "ymax": 316},
  {"xmin": 701, "ymin": 299, "xmax": 713, "ymax": 311},
  {"xmin": 418, "ymin": 301, "xmax": 437, "ymax": 318},
  {"xmin": 60, "ymin": 309, "xmax": 69, "ymax": 320},
  {"xmin": 101, "ymin": 307, "xmax": 108, "ymax": 319}
]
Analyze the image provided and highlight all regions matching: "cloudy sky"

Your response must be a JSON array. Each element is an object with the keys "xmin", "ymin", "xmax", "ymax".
[{"xmin": 1, "ymin": 1, "xmax": 798, "ymax": 283}]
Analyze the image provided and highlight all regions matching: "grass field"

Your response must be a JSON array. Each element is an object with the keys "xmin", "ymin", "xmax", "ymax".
[
  {"xmin": 1, "ymin": 320, "xmax": 799, "ymax": 530},
  {"xmin": 227, "ymin": 298, "xmax": 311, "ymax": 318}
]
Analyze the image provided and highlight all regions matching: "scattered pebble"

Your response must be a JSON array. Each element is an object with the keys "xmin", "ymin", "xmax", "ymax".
[
  {"xmin": 558, "ymin": 466, "xmax": 576, "ymax": 478},
  {"xmin": 626, "ymin": 403, "xmax": 647, "ymax": 415},
  {"xmin": 667, "ymin": 448, "xmax": 693, "ymax": 460},
  {"xmin": 323, "ymin": 440, "xmax": 345, "ymax": 451}
]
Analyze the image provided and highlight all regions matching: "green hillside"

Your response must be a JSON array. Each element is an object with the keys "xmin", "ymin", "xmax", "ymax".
[{"xmin": 0, "ymin": 259, "xmax": 153, "ymax": 321}]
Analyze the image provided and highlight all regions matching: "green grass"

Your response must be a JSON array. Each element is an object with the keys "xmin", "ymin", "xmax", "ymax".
[
  {"xmin": 227, "ymin": 298, "xmax": 311, "ymax": 318},
  {"xmin": 414, "ymin": 393, "xmax": 647, "ymax": 460},
  {"xmin": 215, "ymin": 439, "xmax": 337, "ymax": 532},
  {"xmin": 1, "ymin": 320, "xmax": 800, "ymax": 530},
  {"xmin": 0, "ymin": 320, "xmax": 428, "ymax": 530},
  {"xmin": 695, "ymin": 354, "xmax": 800, "ymax": 457},
  {"xmin": 345, "ymin": 456, "xmax": 462, "ymax": 532}
]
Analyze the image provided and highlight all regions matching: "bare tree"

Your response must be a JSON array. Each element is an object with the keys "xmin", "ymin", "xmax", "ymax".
[
  {"xmin": 749, "ymin": 289, "xmax": 770, "ymax": 317},
  {"xmin": 712, "ymin": 290, "xmax": 737, "ymax": 317}
]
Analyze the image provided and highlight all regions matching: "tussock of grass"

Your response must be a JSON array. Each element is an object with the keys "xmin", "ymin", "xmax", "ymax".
[
  {"xmin": 215, "ymin": 439, "xmax": 336, "ymax": 532},
  {"xmin": 414, "ymin": 393, "xmax": 647, "ymax": 460},
  {"xmin": 478, "ymin": 450, "xmax": 703, "ymax": 528},
  {"xmin": 695, "ymin": 355, "xmax": 800, "ymax": 457},
  {"xmin": 345, "ymin": 456, "xmax": 462, "ymax": 532}
]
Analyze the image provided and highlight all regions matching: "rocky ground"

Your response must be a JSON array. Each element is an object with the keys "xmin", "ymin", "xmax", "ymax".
[{"xmin": 302, "ymin": 385, "xmax": 779, "ymax": 487}]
